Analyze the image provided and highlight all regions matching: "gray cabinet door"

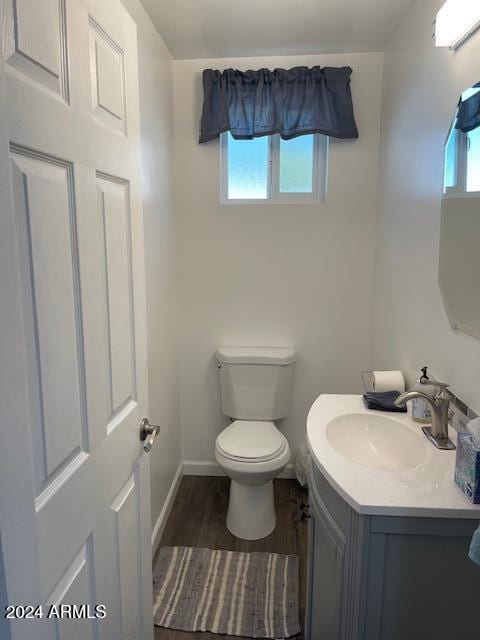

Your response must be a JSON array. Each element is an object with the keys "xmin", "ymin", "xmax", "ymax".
[{"xmin": 308, "ymin": 497, "xmax": 345, "ymax": 640}]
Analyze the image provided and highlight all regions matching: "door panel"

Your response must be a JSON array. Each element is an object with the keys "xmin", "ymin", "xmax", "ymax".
[
  {"xmin": 0, "ymin": 0, "xmax": 153, "ymax": 638},
  {"xmin": 111, "ymin": 473, "xmax": 143, "ymax": 639},
  {"xmin": 89, "ymin": 17, "xmax": 126, "ymax": 133},
  {"xmin": 10, "ymin": 146, "xmax": 88, "ymax": 496},
  {"xmin": 308, "ymin": 499, "xmax": 345, "ymax": 640},
  {"xmin": 97, "ymin": 173, "xmax": 137, "ymax": 427},
  {"xmin": 2, "ymin": 0, "xmax": 70, "ymax": 100},
  {"xmin": 45, "ymin": 539, "xmax": 97, "ymax": 639}
]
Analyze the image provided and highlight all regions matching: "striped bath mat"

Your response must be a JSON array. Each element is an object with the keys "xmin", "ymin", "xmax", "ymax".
[{"xmin": 153, "ymin": 546, "xmax": 300, "ymax": 638}]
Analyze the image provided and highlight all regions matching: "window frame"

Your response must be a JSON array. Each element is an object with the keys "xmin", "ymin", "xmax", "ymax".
[{"xmin": 220, "ymin": 132, "xmax": 328, "ymax": 205}]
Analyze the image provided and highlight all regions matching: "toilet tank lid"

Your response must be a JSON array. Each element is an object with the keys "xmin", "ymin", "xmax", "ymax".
[{"xmin": 216, "ymin": 346, "xmax": 296, "ymax": 365}]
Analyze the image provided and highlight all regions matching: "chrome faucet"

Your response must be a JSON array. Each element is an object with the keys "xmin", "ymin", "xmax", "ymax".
[{"xmin": 394, "ymin": 383, "xmax": 455, "ymax": 450}]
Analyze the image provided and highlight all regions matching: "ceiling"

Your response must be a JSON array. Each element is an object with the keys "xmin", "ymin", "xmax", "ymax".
[{"xmin": 140, "ymin": 0, "xmax": 417, "ymax": 60}]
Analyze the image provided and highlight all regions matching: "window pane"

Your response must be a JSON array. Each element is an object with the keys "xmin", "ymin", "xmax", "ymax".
[
  {"xmin": 279, "ymin": 135, "xmax": 314, "ymax": 193},
  {"xmin": 444, "ymin": 126, "xmax": 457, "ymax": 190},
  {"xmin": 467, "ymin": 126, "xmax": 480, "ymax": 192},
  {"xmin": 227, "ymin": 134, "xmax": 268, "ymax": 199}
]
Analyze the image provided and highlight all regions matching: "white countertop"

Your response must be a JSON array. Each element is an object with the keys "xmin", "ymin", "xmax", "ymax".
[{"xmin": 306, "ymin": 394, "xmax": 480, "ymax": 519}]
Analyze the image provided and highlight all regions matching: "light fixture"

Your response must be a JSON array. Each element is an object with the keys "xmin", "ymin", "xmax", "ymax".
[{"xmin": 435, "ymin": 0, "xmax": 480, "ymax": 49}]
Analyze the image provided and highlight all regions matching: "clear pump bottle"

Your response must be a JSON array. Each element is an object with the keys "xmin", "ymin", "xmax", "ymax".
[{"xmin": 411, "ymin": 366, "xmax": 435, "ymax": 424}]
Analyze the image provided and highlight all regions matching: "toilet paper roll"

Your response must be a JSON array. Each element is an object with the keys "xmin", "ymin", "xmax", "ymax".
[{"xmin": 372, "ymin": 370, "xmax": 405, "ymax": 393}]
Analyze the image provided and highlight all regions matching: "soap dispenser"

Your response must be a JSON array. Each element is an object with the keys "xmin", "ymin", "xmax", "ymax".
[{"xmin": 411, "ymin": 366, "xmax": 434, "ymax": 423}]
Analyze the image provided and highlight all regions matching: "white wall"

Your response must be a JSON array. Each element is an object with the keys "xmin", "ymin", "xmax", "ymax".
[
  {"xmin": 121, "ymin": 0, "xmax": 181, "ymax": 528},
  {"xmin": 174, "ymin": 53, "xmax": 384, "ymax": 463},
  {"xmin": 372, "ymin": 0, "xmax": 480, "ymax": 412}
]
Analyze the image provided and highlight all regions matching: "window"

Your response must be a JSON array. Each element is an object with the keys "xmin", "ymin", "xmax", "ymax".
[
  {"xmin": 444, "ymin": 126, "xmax": 458, "ymax": 191},
  {"xmin": 443, "ymin": 87, "xmax": 480, "ymax": 195},
  {"xmin": 220, "ymin": 133, "xmax": 328, "ymax": 204}
]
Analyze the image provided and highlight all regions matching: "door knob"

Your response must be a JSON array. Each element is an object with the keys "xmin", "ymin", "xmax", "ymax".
[{"xmin": 139, "ymin": 418, "xmax": 160, "ymax": 453}]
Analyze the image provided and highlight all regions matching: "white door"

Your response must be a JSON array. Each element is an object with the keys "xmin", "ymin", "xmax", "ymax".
[{"xmin": 0, "ymin": 0, "xmax": 155, "ymax": 638}]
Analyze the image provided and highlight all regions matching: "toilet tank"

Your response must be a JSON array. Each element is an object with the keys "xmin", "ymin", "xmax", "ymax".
[{"xmin": 216, "ymin": 346, "xmax": 296, "ymax": 420}]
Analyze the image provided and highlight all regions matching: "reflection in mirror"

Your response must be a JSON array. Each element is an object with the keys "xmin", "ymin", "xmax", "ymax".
[{"xmin": 439, "ymin": 83, "xmax": 480, "ymax": 339}]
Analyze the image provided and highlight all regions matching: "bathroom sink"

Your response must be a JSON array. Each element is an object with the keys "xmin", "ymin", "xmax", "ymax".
[
  {"xmin": 306, "ymin": 395, "xmax": 475, "ymax": 518},
  {"xmin": 326, "ymin": 413, "xmax": 428, "ymax": 471}
]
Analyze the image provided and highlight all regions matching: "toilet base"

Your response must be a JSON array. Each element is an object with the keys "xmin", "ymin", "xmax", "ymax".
[{"xmin": 226, "ymin": 479, "xmax": 276, "ymax": 540}]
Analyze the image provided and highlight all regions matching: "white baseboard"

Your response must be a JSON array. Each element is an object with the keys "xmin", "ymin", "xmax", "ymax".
[
  {"xmin": 182, "ymin": 460, "xmax": 296, "ymax": 480},
  {"xmin": 182, "ymin": 460, "xmax": 225, "ymax": 476},
  {"xmin": 151, "ymin": 461, "xmax": 183, "ymax": 552}
]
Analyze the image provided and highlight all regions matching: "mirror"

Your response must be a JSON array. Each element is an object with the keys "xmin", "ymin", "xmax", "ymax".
[{"xmin": 439, "ymin": 83, "xmax": 480, "ymax": 339}]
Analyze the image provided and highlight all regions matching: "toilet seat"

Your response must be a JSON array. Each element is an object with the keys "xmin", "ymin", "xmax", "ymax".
[{"xmin": 216, "ymin": 420, "xmax": 287, "ymax": 463}]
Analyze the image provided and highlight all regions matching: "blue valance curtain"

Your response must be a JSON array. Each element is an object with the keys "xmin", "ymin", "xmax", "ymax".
[
  {"xmin": 456, "ymin": 85, "xmax": 480, "ymax": 133},
  {"xmin": 199, "ymin": 66, "xmax": 359, "ymax": 143}
]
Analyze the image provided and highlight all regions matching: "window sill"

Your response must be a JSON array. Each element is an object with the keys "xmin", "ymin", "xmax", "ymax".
[
  {"xmin": 443, "ymin": 190, "xmax": 480, "ymax": 199},
  {"xmin": 220, "ymin": 197, "xmax": 325, "ymax": 206}
]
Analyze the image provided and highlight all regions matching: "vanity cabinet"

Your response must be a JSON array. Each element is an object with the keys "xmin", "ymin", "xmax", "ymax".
[{"xmin": 305, "ymin": 462, "xmax": 480, "ymax": 640}]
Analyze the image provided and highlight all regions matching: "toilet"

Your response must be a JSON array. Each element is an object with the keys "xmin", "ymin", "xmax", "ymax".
[{"xmin": 214, "ymin": 346, "xmax": 296, "ymax": 540}]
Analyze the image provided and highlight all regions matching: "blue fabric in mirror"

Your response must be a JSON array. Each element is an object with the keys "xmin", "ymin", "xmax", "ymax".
[{"xmin": 456, "ymin": 84, "xmax": 480, "ymax": 133}]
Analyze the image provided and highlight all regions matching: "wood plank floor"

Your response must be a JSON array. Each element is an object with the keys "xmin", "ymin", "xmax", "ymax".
[{"xmin": 153, "ymin": 476, "xmax": 308, "ymax": 640}]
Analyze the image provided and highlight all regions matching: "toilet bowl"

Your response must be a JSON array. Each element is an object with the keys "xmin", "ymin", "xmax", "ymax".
[{"xmin": 215, "ymin": 420, "xmax": 291, "ymax": 540}]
